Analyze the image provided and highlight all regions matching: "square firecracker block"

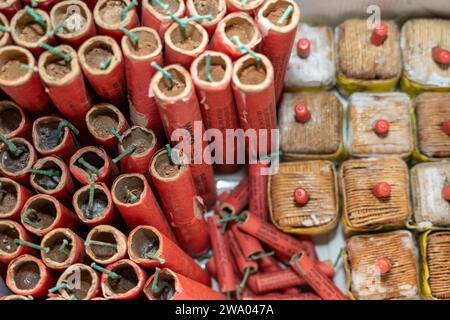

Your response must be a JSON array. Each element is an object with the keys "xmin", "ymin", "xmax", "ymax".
[
  {"xmin": 269, "ymin": 160, "xmax": 339, "ymax": 235},
  {"xmin": 337, "ymin": 19, "xmax": 402, "ymax": 95},
  {"xmin": 345, "ymin": 230, "xmax": 419, "ymax": 300},
  {"xmin": 279, "ymin": 91, "xmax": 343, "ymax": 160},
  {"xmin": 401, "ymin": 19, "xmax": 450, "ymax": 93},
  {"xmin": 421, "ymin": 231, "xmax": 450, "ymax": 300},
  {"xmin": 347, "ymin": 92, "xmax": 413, "ymax": 159},
  {"xmin": 340, "ymin": 157, "xmax": 411, "ymax": 233},
  {"xmin": 414, "ymin": 92, "xmax": 450, "ymax": 160},
  {"xmin": 410, "ymin": 161, "xmax": 450, "ymax": 229},
  {"xmin": 284, "ymin": 23, "xmax": 336, "ymax": 91}
]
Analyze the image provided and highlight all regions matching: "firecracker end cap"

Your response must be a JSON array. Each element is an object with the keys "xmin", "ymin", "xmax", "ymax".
[
  {"xmin": 293, "ymin": 187, "xmax": 308, "ymax": 205},
  {"xmin": 432, "ymin": 47, "xmax": 450, "ymax": 65},
  {"xmin": 374, "ymin": 119, "xmax": 389, "ymax": 136},
  {"xmin": 442, "ymin": 185, "xmax": 450, "ymax": 201},
  {"xmin": 372, "ymin": 182, "xmax": 391, "ymax": 198},
  {"xmin": 294, "ymin": 103, "xmax": 310, "ymax": 123},
  {"xmin": 297, "ymin": 38, "xmax": 310, "ymax": 59},
  {"xmin": 375, "ymin": 257, "xmax": 392, "ymax": 274},
  {"xmin": 442, "ymin": 119, "xmax": 450, "ymax": 136},
  {"xmin": 371, "ymin": 23, "xmax": 388, "ymax": 46}
]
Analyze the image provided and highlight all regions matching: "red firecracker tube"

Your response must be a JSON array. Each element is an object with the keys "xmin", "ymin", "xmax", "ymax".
[
  {"xmin": 121, "ymin": 26, "xmax": 165, "ymax": 141},
  {"xmin": 0, "ymin": 46, "xmax": 51, "ymax": 115},
  {"xmin": 127, "ymin": 225, "xmax": 211, "ymax": 286},
  {"xmin": 78, "ymin": 35, "xmax": 127, "ymax": 107},
  {"xmin": 190, "ymin": 50, "xmax": 241, "ymax": 173},
  {"xmin": 149, "ymin": 149, "xmax": 210, "ymax": 256},
  {"xmin": 111, "ymin": 173, "xmax": 176, "ymax": 241}
]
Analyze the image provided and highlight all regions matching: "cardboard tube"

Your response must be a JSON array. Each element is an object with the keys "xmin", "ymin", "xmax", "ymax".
[
  {"xmin": 225, "ymin": 0, "xmax": 265, "ymax": 16},
  {"xmin": 207, "ymin": 215, "xmax": 236, "ymax": 293},
  {"xmin": 111, "ymin": 173, "xmax": 176, "ymax": 241},
  {"xmin": 10, "ymin": 8, "xmax": 54, "ymax": 57},
  {"xmin": 6, "ymin": 254, "xmax": 54, "ymax": 299},
  {"xmin": 117, "ymin": 126, "xmax": 158, "ymax": 175},
  {"xmin": 29, "ymin": 156, "xmax": 75, "ymax": 205},
  {"xmin": 100, "ymin": 259, "xmax": 146, "ymax": 300},
  {"xmin": 32, "ymin": 115, "xmax": 78, "ymax": 162},
  {"xmin": 248, "ymin": 161, "xmax": 269, "ymax": 221},
  {"xmin": 0, "ymin": 0, "xmax": 21, "ymax": 20},
  {"xmin": 249, "ymin": 263, "xmax": 334, "ymax": 293},
  {"xmin": 20, "ymin": 194, "xmax": 81, "ymax": 237},
  {"xmin": 0, "ymin": 220, "xmax": 34, "ymax": 264},
  {"xmin": 237, "ymin": 211, "xmax": 316, "ymax": 261},
  {"xmin": 69, "ymin": 146, "xmax": 119, "ymax": 185},
  {"xmin": 40, "ymin": 227, "xmax": 86, "ymax": 270},
  {"xmin": 150, "ymin": 64, "xmax": 216, "ymax": 208},
  {"xmin": 227, "ymin": 230, "xmax": 258, "ymax": 275},
  {"xmin": 144, "ymin": 268, "xmax": 225, "ymax": 300},
  {"xmin": 94, "ymin": 0, "xmax": 139, "ymax": 43},
  {"xmin": 231, "ymin": 224, "xmax": 265, "ymax": 260},
  {"xmin": 186, "ymin": 0, "xmax": 226, "ymax": 36},
  {"xmin": 231, "ymin": 54, "xmax": 277, "ymax": 156},
  {"xmin": 0, "ymin": 101, "xmax": 31, "ymax": 141},
  {"xmin": 0, "ymin": 177, "xmax": 33, "ymax": 220},
  {"xmin": 0, "ymin": 13, "xmax": 12, "ymax": 46},
  {"xmin": 0, "ymin": 46, "xmax": 51, "ymax": 115},
  {"xmin": 50, "ymin": 0, "xmax": 97, "ymax": 48},
  {"xmin": 121, "ymin": 26, "xmax": 165, "ymax": 141},
  {"xmin": 22, "ymin": 0, "xmax": 60, "ymax": 11},
  {"xmin": 38, "ymin": 44, "xmax": 93, "ymax": 129},
  {"xmin": 78, "ymin": 35, "xmax": 127, "ymax": 107},
  {"xmin": 149, "ymin": 149, "xmax": 210, "ymax": 256},
  {"xmin": 56, "ymin": 263, "xmax": 101, "ymax": 300},
  {"xmin": 211, "ymin": 12, "xmax": 261, "ymax": 61},
  {"xmin": 73, "ymin": 182, "xmax": 119, "ymax": 227},
  {"xmin": 256, "ymin": 0, "xmax": 300, "ymax": 101},
  {"xmin": 190, "ymin": 50, "xmax": 241, "ymax": 173},
  {"xmin": 141, "ymin": 0, "xmax": 185, "ymax": 38},
  {"xmin": 127, "ymin": 225, "xmax": 211, "ymax": 286},
  {"xmin": 164, "ymin": 22, "xmax": 209, "ymax": 69},
  {"xmin": 0, "ymin": 137, "xmax": 37, "ymax": 185},
  {"xmin": 219, "ymin": 177, "xmax": 249, "ymax": 216},
  {"xmin": 290, "ymin": 252, "xmax": 347, "ymax": 300},
  {"xmin": 85, "ymin": 224, "xmax": 128, "ymax": 265},
  {"xmin": 85, "ymin": 103, "xmax": 129, "ymax": 154}
]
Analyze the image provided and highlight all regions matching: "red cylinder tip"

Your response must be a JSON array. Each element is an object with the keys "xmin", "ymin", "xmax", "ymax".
[
  {"xmin": 297, "ymin": 38, "xmax": 311, "ymax": 59},
  {"xmin": 372, "ymin": 182, "xmax": 392, "ymax": 198},
  {"xmin": 293, "ymin": 187, "xmax": 309, "ymax": 205},
  {"xmin": 375, "ymin": 257, "xmax": 392, "ymax": 274},
  {"xmin": 442, "ymin": 186, "xmax": 450, "ymax": 201},
  {"xmin": 432, "ymin": 47, "xmax": 450, "ymax": 65},
  {"xmin": 294, "ymin": 103, "xmax": 310, "ymax": 123},
  {"xmin": 374, "ymin": 119, "xmax": 390, "ymax": 136},
  {"xmin": 371, "ymin": 23, "xmax": 388, "ymax": 46},
  {"xmin": 442, "ymin": 120, "xmax": 450, "ymax": 136}
]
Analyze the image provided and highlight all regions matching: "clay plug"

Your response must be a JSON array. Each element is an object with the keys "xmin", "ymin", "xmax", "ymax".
[
  {"xmin": 372, "ymin": 182, "xmax": 391, "ymax": 199},
  {"xmin": 375, "ymin": 257, "xmax": 392, "ymax": 274},
  {"xmin": 294, "ymin": 103, "xmax": 310, "ymax": 123},
  {"xmin": 442, "ymin": 120, "xmax": 450, "ymax": 136},
  {"xmin": 293, "ymin": 187, "xmax": 309, "ymax": 205},
  {"xmin": 432, "ymin": 47, "xmax": 450, "ymax": 65},
  {"xmin": 297, "ymin": 38, "xmax": 310, "ymax": 59},
  {"xmin": 374, "ymin": 119, "xmax": 389, "ymax": 136},
  {"xmin": 371, "ymin": 23, "xmax": 388, "ymax": 46},
  {"xmin": 442, "ymin": 185, "xmax": 450, "ymax": 201}
]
